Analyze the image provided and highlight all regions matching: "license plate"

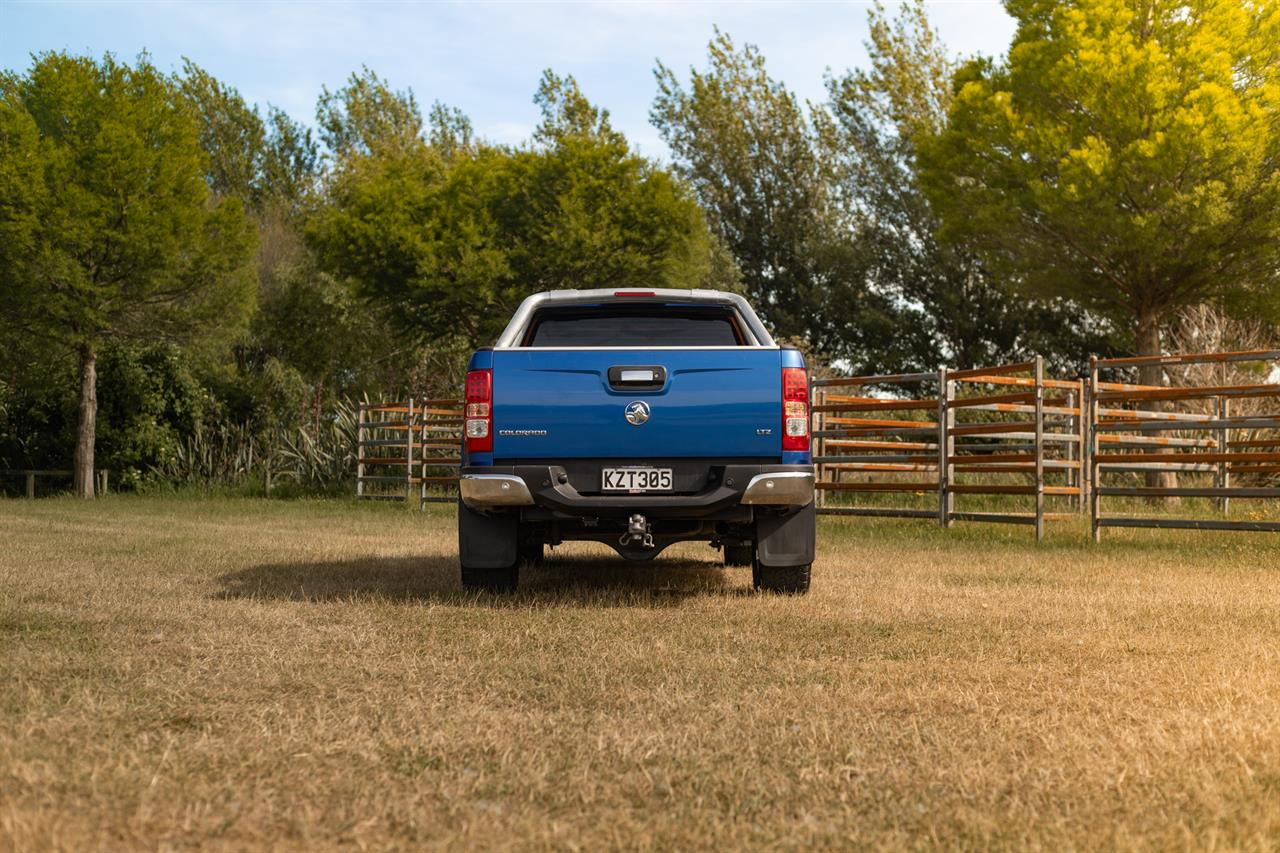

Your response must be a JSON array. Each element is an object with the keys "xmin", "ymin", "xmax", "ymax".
[{"xmin": 601, "ymin": 467, "xmax": 673, "ymax": 492}]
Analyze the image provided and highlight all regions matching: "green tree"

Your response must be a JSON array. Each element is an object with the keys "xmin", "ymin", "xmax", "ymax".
[
  {"xmin": 427, "ymin": 100, "xmax": 475, "ymax": 164},
  {"xmin": 311, "ymin": 75, "xmax": 716, "ymax": 345},
  {"xmin": 93, "ymin": 342, "xmax": 206, "ymax": 488},
  {"xmin": 178, "ymin": 61, "xmax": 318, "ymax": 213},
  {"xmin": 652, "ymin": 31, "xmax": 849, "ymax": 342},
  {"xmin": 919, "ymin": 0, "xmax": 1280, "ymax": 382},
  {"xmin": 175, "ymin": 61, "xmax": 326, "ymax": 444},
  {"xmin": 533, "ymin": 69, "xmax": 626, "ymax": 147},
  {"xmin": 260, "ymin": 106, "xmax": 319, "ymax": 211},
  {"xmin": 822, "ymin": 1, "xmax": 1113, "ymax": 373},
  {"xmin": 0, "ymin": 329, "xmax": 77, "ymax": 479},
  {"xmin": 177, "ymin": 59, "xmax": 264, "ymax": 201},
  {"xmin": 316, "ymin": 66, "xmax": 424, "ymax": 160},
  {"xmin": 0, "ymin": 52, "xmax": 256, "ymax": 497},
  {"xmin": 239, "ymin": 267, "xmax": 418, "ymax": 415}
]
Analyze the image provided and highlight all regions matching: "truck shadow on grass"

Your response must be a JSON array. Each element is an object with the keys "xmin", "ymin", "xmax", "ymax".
[{"xmin": 215, "ymin": 554, "xmax": 750, "ymax": 606}]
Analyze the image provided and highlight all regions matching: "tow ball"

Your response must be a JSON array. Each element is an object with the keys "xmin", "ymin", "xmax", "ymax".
[{"xmin": 619, "ymin": 513, "xmax": 655, "ymax": 549}]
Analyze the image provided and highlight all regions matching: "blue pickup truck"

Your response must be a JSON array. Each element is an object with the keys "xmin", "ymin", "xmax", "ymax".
[{"xmin": 457, "ymin": 289, "xmax": 815, "ymax": 593}]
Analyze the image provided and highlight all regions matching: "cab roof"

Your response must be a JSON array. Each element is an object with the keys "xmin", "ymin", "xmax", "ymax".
[{"xmin": 494, "ymin": 289, "xmax": 775, "ymax": 348}]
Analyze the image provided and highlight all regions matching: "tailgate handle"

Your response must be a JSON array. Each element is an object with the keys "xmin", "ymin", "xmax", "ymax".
[{"xmin": 608, "ymin": 365, "xmax": 666, "ymax": 391}]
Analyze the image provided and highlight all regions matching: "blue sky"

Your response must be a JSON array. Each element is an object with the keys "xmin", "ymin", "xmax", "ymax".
[{"xmin": 2, "ymin": 0, "xmax": 1016, "ymax": 159}]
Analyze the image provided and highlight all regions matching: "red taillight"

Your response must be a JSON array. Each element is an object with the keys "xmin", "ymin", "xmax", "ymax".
[
  {"xmin": 782, "ymin": 367, "xmax": 809, "ymax": 452},
  {"xmin": 465, "ymin": 369, "xmax": 492, "ymax": 453},
  {"xmin": 614, "ymin": 291, "xmax": 655, "ymax": 297}
]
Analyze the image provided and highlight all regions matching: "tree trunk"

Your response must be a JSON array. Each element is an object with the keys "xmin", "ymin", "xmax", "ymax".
[
  {"xmin": 1135, "ymin": 310, "xmax": 1178, "ymax": 497},
  {"xmin": 74, "ymin": 343, "xmax": 97, "ymax": 499}
]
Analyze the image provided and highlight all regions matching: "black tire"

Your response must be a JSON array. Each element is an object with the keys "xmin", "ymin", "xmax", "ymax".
[
  {"xmin": 752, "ymin": 561, "xmax": 811, "ymax": 595},
  {"xmin": 723, "ymin": 543, "xmax": 754, "ymax": 567},
  {"xmin": 518, "ymin": 528, "xmax": 545, "ymax": 565},
  {"xmin": 461, "ymin": 563, "xmax": 518, "ymax": 592}
]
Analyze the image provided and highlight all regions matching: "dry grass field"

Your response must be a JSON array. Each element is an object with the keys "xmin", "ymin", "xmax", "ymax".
[{"xmin": 2, "ymin": 496, "xmax": 1279, "ymax": 850}]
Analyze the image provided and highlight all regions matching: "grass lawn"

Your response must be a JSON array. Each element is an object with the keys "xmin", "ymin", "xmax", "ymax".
[{"xmin": 2, "ymin": 496, "xmax": 1279, "ymax": 849}]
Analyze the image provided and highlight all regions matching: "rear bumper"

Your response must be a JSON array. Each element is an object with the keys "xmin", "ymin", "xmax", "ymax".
[
  {"xmin": 457, "ymin": 474, "xmax": 535, "ymax": 506},
  {"xmin": 740, "ymin": 471, "xmax": 814, "ymax": 505},
  {"xmin": 459, "ymin": 463, "xmax": 813, "ymax": 517}
]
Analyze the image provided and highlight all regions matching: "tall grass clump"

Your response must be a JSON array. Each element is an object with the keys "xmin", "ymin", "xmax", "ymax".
[{"xmin": 149, "ymin": 398, "xmax": 365, "ymax": 495}]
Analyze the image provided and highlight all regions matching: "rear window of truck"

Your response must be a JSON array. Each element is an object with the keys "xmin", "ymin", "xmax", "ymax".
[{"xmin": 523, "ymin": 306, "xmax": 745, "ymax": 347}]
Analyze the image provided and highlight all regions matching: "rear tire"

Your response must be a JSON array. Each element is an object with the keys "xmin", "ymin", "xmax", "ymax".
[
  {"xmin": 723, "ymin": 543, "xmax": 754, "ymax": 567},
  {"xmin": 518, "ymin": 527, "xmax": 545, "ymax": 565},
  {"xmin": 461, "ymin": 563, "xmax": 518, "ymax": 592},
  {"xmin": 752, "ymin": 560, "xmax": 811, "ymax": 595}
]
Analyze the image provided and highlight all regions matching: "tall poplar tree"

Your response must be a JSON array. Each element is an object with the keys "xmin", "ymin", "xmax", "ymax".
[
  {"xmin": 822, "ymin": 0, "xmax": 1112, "ymax": 373},
  {"xmin": 652, "ymin": 31, "xmax": 850, "ymax": 343}
]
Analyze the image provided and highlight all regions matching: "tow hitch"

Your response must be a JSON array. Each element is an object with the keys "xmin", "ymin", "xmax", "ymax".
[{"xmin": 619, "ymin": 513, "xmax": 655, "ymax": 549}]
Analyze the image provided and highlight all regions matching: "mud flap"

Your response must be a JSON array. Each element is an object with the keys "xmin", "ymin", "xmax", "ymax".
[
  {"xmin": 458, "ymin": 500, "xmax": 519, "ymax": 568},
  {"xmin": 755, "ymin": 501, "xmax": 816, "ymax": 568}
]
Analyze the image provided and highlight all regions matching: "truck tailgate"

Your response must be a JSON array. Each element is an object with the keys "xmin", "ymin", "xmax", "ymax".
[{"xmin": 491, "ymin": 348, "xmax": 783, "ymax": 459}]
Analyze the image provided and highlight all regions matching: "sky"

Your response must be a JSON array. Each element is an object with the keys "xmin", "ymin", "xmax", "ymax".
[{"xmin": 2, "ymin": 0, "xmax": 1017, "ymax": 160}]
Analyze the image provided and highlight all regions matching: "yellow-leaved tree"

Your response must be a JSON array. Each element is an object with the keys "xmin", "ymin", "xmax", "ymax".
[{"xmin": 919, "ymin": 0, "xmax": 1280, "ymax": 386}]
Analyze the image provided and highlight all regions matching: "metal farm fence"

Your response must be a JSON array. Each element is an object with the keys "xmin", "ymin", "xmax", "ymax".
[
  {"xmin": 1089, "ymin": 349, "xmax": 1280, "ymax": 539},
  {"xmin": 356, "ymin": 399, "xmax": 462, "ymax": 507},
  {"xmin": 812, "ymin": 358, "xmax": 1086, "ymax": 541},
  {"xmin": 350, "ymin": 348, "xmax": 1278, "ymax": 538},
  {"xmin": 417, "ymin": 399, "xmax": 464, "ymax": 507}
]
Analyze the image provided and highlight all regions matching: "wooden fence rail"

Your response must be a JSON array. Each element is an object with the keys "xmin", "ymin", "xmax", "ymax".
[
  {"xmin": 2, "ymin": 469, "xmax": 110, "ymax": 497},
  {"xmin": 813, "ymin": 357, "xmax": 1085, "ymax": 541},
  {"xmin": 1089, "ymin": 349, "xmax": 1280, "ymax": 539},
  {"xmin": 356, "ymin": 400, "xmax": 462, "ymax": 507},
  {"xmin": 417, "ymin": 398, "xmax": 464, "ymax": 508}
]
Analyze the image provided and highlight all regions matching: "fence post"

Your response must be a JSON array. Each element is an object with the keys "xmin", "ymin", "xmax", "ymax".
[
  {"xmin": 1077, "ymin": 380, "xmax": 1089, "ymax": 514},
  {"xmin": 1089, "ymin": 356, "xmax": 1101, "ymax": 543},
  {"xmin": 1218, "ymin": 395, "xmax": 1230, "ymax": 515},
  {"xmin": 1034, "ymin": 355, "xmax": 1045, "ymax": 542},
  {"xmin": 356, "ymin": 404, "xmax": 366, "ymax": 499},
  {"xmin": 1064, "ymin": 385, "xmax": 1076, "ymax": 512},
  {"xmin": 937, "ymin": 367, "xmax": 953, "ymax": 528},
  {"xmin": 26, "ymin": 472, "xmax": 35, "ymax": 499},
  {"xmin": 811, "ymin": 377, "xmax": 824, "ymax": 510},
  {"xmin": 406, "ymin": 398, "xmax": 416, "ymax": 504}
]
